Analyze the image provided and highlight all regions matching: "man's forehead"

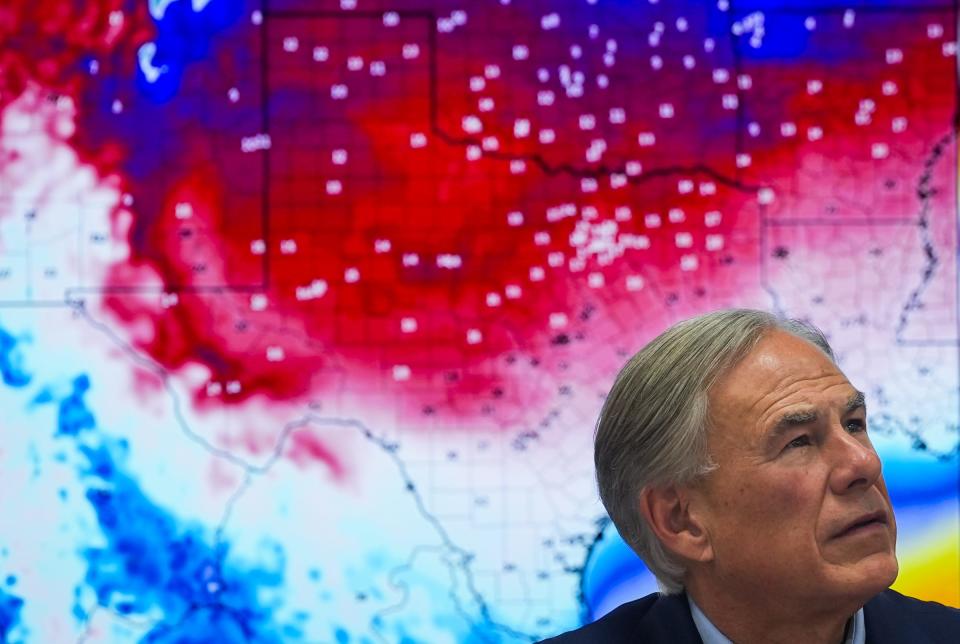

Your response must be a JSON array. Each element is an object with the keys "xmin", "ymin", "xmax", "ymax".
[{"xmin": 709, "ymin": 331, "xmax": 851, "ymax": 415}]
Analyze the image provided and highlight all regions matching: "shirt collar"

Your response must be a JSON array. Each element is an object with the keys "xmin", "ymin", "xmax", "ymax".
[{"xmin": 687, "ymin": 595, "xmax": 865, "ymax": 644}]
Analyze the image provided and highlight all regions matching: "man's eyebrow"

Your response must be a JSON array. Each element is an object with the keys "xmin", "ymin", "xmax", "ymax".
[
  {"xmin": 845, "ymin": 390, "xmax": 866, "ymax": 414},
  {"xmin": 767, "ymin": 390, "xmax": 867, "ymax": 442},
  {"xmin": 770, "ymin": 409, "xmax": 819, "ymax": 437}
]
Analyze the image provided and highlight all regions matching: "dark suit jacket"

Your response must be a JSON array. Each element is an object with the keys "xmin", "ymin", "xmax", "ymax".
[{"xmin": 540, "ymin": 589, "xmax": 960, "ymax": 643}]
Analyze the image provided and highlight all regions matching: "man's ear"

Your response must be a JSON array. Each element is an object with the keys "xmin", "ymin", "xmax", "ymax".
[{"xmin": 637, "ymin": 485, "xmax": 714, "ymax": 563}]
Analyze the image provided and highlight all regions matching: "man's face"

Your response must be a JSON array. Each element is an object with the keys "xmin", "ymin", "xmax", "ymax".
[{"xmin": 689, "ymin": 330, "xmax": 898, "ymax": 606}]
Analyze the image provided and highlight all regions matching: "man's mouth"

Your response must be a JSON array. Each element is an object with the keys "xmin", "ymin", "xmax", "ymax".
[{"xmin": 833, "ymin": 511, "xmax": 888, "ymax": 539}]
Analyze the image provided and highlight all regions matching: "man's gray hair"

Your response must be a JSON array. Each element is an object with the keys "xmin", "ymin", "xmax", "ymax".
[{"xmin": 594, "ymin": 309, "xmax": 835, "ymax": 594}]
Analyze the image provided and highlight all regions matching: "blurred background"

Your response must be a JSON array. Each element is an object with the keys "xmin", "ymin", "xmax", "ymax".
[{"xmin": 0, "ymin": 0, "xmax": 957, "ymax": 641}]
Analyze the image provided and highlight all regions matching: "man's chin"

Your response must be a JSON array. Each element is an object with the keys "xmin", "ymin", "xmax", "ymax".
[{"xmin": 829, "ymin": 552, "xmax": 899, "ymax": 601}]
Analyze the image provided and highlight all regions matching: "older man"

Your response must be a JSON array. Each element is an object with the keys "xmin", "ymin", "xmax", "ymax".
[{"xmin": 544, "ymin": 309, "xmax": 959, "ymax": 643}]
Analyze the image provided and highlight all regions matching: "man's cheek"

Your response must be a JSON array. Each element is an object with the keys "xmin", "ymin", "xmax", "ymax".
[{"xmin": 743, "ymin": 479, "xmax": 810, "ymax": 522}]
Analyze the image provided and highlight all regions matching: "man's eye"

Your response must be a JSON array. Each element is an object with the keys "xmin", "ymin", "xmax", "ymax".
[
  {"xmin": 786, "ymin": 435, "xmax": 811, "ymax": 449},
  {"xmin": 846, "ymin": 419, "xmax": 866, "ymax": 433}
]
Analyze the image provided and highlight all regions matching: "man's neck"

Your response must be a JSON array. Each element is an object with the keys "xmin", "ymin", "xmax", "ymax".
[{"xmin": 685, "ymin": 579, "xmax": 859, "ymax": 644}]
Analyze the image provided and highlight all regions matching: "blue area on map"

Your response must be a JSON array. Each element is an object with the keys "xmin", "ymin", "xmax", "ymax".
[
  {"xmin": 57, "ymin": 375, "xmax": 97, "ymax": 436},
  {"xmin": 0, "ymin": 586, "xmax": 24, "ymax": 642},
  {"xmin": 722, "ymin": 10, "xmax": 844, "ymax": 62},
  {"xmin": 882, "ymin": 449, "xmax": 959, "ymax": 507},
  {"xmin": 728, "ymin": 12, "xmax": 815, "ymax": 60},
  {"xmin": 0, "ymin": 324, "xmax": 31, "ymax": 388},
  {"xmin": 581, "ymin": 521, "xmax": 656, "ymax": 621},
  {"xmin": 138, "ymin": 0, "xmax": 244, "ymax": 102},
  {"xmin": 38, "ymin": 375, "xmax": 293, "ymax": 642}
]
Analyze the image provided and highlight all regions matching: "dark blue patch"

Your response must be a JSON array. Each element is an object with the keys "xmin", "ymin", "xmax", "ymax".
[
  {"xmin": 138, "ymin": 0, "xmax": 245, "ymax": 103},
  {"xmin": 0, "ymin": 587, "xmax": 24, "ymax": 641},
  {"xmin": 0, "ymin": 324, "xmax": 31, "ymax": 388},
  {"xmin": 141, "ymin": 605, "xmax": 261, "ymax": 643},
  {"xmin": 731, "ymin": 11, "xmax": 813, "ymax": 60},
  {"xmin": 57, "ymin": 375, "xmax": 96, "ymax": 436},
  {"xmin": 729, "ymin": 7, "xmax": 872, "ymax": 63}
]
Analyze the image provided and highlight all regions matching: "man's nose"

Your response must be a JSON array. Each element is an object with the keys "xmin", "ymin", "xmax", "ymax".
[{"xmin": 828, "ymin": 425, "xmax": 882, "ymax": 494}]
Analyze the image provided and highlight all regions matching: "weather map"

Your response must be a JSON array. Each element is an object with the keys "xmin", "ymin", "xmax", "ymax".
[{"xmin": 0, "ymin": 0, "xmax": 958, "ymax": 641}]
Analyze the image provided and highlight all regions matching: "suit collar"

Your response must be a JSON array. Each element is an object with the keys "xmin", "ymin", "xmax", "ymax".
[
  {"xmin": 629, "ymin": 592, "xmax": 703, "ymax": 643},
  {"xmin": 616, "ymin": 588, "xmax": 931, "ymax": 644},
  {"xmin": 863, "ymin": 589, "xmax": 932, "ymax": 644}
]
